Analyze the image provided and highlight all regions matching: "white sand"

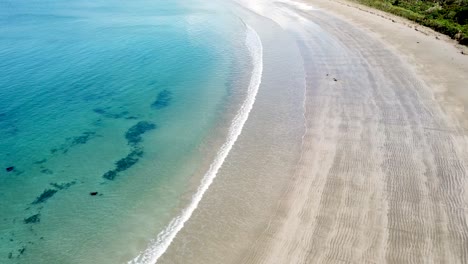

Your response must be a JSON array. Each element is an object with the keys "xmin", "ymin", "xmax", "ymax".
[{"xmin": 240, "ymin": 0, "xmax": 468, "ymax": 263}]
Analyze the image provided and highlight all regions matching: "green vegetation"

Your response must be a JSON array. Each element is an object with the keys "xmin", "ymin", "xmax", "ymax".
[{"xmin": 352, "ymin": 0, "xmax": 468, "ymax": 45}]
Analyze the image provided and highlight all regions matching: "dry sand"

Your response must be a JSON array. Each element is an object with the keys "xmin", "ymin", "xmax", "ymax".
[{"xmin": 240, "ymin": 0, "xmax": 468, "ymax": 263}]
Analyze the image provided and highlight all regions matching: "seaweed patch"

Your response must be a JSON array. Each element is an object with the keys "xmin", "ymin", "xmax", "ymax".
[
  {"xmin": 32, "ymin": 189, "xmax": 58, "ymax": 205},
  {"xmin": 102, "ymin": 121, "xmax": 155, "ymax": 181},
  {"xmin": 34, "ymin": 159, "xmax": 47, "ymax": 165},
  {"xmin": 40, "ymin": 168, "xmax": 53, "ymax": 175},
  {"xmin": 102, "ymin": 149, "xmax": 144, "ymax": 180},
  {"xmin": 102, "ymin": 170, "xmax": 118, "ymax": 180},
  {"xmin": 24, "ymin": 214, "xmax": 40, "ymax": 224},
  {"xmin": 115, "ymin": 148, "xmax": 143, "ymax": 172},
  {"xmin": 115, "ymin": 154, "xmax": 139, "ymax": 172},
  {"xmin": 50, "ymin": 180, "xmax": 76, "ymax": 190},
  {"xmin": 17, "ymin": 246, "xmax": 26, "ymax": 257},
  {"xmin": 70, "ymin": 131, "xmax": 97, "ymax": 146},
  {"xmin": 50, "ymin": 131, "xmax": 99, "ymax": 155},
  {"xmin": 9, "ymin": 246, "xmax": 27, "ymax": 259},
  {"xmin": 151, "ymin": 90, "xmax": 172, "ymax": 109},
  {"xmin": 125, "ymin": 121, "xmax": 156, "ymax": 146},
  {"xmin": 93, "ymin": 108, "xmax": 136, "ymax": 120},
  {"xmin": 3, "ymin": 125, "xmax": 19, "ymax": 137},
  {"xmin": 93, "ymin": 108, "xmax": 107, "ymax": 115}
]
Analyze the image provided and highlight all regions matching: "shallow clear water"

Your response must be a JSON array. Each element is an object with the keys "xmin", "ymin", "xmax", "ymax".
[{"xmin": 0, "ymin": 0, "xmax": 249, "ymax": 262}]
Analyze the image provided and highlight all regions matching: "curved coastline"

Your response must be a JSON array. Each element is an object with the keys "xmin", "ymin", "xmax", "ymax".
[
  {"xmin": 152, "ymin": 0, "xmax": 468, "ymax": 263},
  {"xmin": 129, "ymin": 23, "xmax": 264, "ymax": 264}
]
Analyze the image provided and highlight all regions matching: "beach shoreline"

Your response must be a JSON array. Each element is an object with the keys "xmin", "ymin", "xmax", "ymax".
[{"xmin": 157, "ymin": 0, "xmax": 468, "ymax": 263}]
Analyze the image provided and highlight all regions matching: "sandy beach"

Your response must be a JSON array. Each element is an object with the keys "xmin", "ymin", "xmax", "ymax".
[
  {"xmin": 157, "ymin": 0, "xmax": 468, "ymax": 263},
  {"xmin": 241, "ymin": 0, "xmax": 468, "ymax": 263}
]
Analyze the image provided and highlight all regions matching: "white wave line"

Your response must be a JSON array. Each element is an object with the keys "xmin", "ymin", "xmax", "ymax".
[{"xmin": 128, "ymin": 24, "xmax": 263, "ymax": 264}]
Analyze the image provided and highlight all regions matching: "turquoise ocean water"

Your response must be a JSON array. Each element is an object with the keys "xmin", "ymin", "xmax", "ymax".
[{"xmin": 0, "ymin": 0, "xmax": 251, "ymax": 262}]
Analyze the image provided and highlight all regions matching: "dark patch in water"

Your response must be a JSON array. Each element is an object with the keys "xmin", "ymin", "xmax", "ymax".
[
  {"xmin": 102, "ymin": 121, "xmax": 155, "ymax": 181},
  {"xmin": 93, "ymin": 108, "xmax": 107, "ymax": 115},
  {"xmin": 32, "ymin": 189, "xmax": 57, "ymax": 205},
  {"xmin": 9, "ymin": 246, "xmax": 27, "ymax": 259},
  {"xmin": 40, "ymin": 168, "xmax": 53, "ymax": 175},
  {"xmin": 93, "ymin": 108, "xmax": 136, "ymax": 120},
  {"xmin": 90, "ymin": 192, "xmax": 98, "ymax": 196},
  {"xmin": 92, "ymin": 118, "xmax": 103, "ymax": 126},
  {"xmin": 18, "ymin": 246, "xmax": 26, "ymax": 256},
  {"xmin": 50, "ymin": 180, "xmax": 76, "ymax": 190},
  {"xmin": 125, "ymin": 121, "xmax": 156, "ymax": 146},
  {"xmin": 148, "ymin": 80, "xmax": 159, "ymax": 87},
  {"xmin": 3, "ymin": 125, "xmax": 19, "ymax": 138},
  {"xmin": 70, "ymin": 131, "xmax": 96, "ymax": 146},
  {"xmin": 115, "ymin": 148, "xmax": 143, "ymax": 172},
  {"xmin": 6, "ymin": 166, "xmax": 14, "ymax": 172},
  {"xmin": 50, "ymin": 131, "xmax": 99, "ymax": 155},
  {"xmin": 151, "ymin": 90, "xmax": 172, "ymax": 109},
  {"xmin": 24, "ymin": 214, "xmax": 40, "ymax": 224},
  {"xmin": 103, "ymin": 170, "xmax": 117, "ymax": 180},
  {"xmin": 103, "ymin": 149, "xmax": 144, "ymax": 180},
  {"xmin": 34, "ymin": 159, "xmax": 47, "ymax": 165}
]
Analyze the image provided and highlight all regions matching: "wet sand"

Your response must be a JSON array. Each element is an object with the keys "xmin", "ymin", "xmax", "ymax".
[
  {"xmin": 242, "ymin": 0, "xmax": 468, "ymax": 263},
  {"xmin": 157, "ymin": 0, "xmax": 468, "ymax": 263}
]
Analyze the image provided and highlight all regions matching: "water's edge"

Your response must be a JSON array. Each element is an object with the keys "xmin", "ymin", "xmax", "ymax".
[{"xmin": 129, "ymin": 23, "xmax": 264, "ymax": 264}]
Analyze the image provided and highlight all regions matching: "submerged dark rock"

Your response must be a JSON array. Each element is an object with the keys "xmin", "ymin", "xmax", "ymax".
[
  {"xmin": 6, "ymin": 166, "xmax": 14, "ymax": 172},
  {"xmin": 90, "ymin": 192, "xmax": 98, "ymax": 196},
  {"xmin": 151, "ymin": 90, "xmax": 172, "ymax": 109},
  {"xmin": 32, "ymin": 189, "xmax": 57, "ymax": 205},
  {"xmin": 125, "ymin": 121, "xmax": 156, "ymax": 146},
  {"xmin": 24, "ymin": 214, "xmax": 40, "ymax": 224}
]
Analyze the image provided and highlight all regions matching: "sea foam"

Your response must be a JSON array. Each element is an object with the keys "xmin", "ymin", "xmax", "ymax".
[{"xmin": 129, "ymin": 23, "xmax": 263, "ymax": 264}]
